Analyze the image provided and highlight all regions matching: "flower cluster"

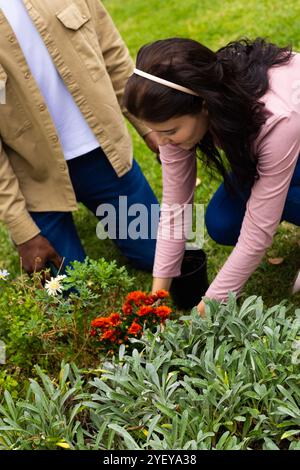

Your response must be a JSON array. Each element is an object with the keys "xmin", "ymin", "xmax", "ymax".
[{"xmin": 90, "ymin": 290, "xmax": 171, "ymax": 352}]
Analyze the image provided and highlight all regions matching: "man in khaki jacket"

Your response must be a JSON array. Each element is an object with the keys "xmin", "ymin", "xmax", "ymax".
[{"xmin": 0, "ymin": 0, "xmax": 159, "ymax": 274}]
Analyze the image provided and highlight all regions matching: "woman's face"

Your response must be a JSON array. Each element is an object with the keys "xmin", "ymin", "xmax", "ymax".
[{"xmin": 144, "ymin": 109, "xmax": 209, "ymax": 150}]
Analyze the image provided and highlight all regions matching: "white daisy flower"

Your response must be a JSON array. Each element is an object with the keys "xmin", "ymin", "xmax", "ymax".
[
  {"xmin": 45, "ymin": 275, "xmax": 66, "ymax": 296},
  {"xmin": 0, "ymin": 269, "xmax": 9, "ymax": 280}
]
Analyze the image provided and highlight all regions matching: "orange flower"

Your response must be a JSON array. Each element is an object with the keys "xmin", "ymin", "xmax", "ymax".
[
  {"xmin": 154, "ymin": 306, "xmax": 172, "ymax": 319},
  {"xmin": 91, "ymin": 317, "xmax": 111, "ymax": 328},
  {"xmin": 128, "ymin": 321, "xmax": 142, "ymax": 335},
  {"xmin": 125, "ymin": 290, "xmax": 147, "ymax": 306},
  {"xmin": 144, "ymin": 294, "xmax": 157, "ymax": 305},
  {"xmin": 122, "ymin": 303, "xmax": 133, "ymax": 315},
  {"xmin": 155, "ymin": 290, "xmax": 169, "ymax": 299},
  {"xmin": 101, "ymin": 329, "xmax": 118, "ymax": 341},
  {"xmin": 90, "ymin": 289, "xmax": 172, "ymax": 353},
  {"xmin": 108, "ymin": 313, "xmax": 121, "ymax": 326},
  {"xmin": 137, "ymin": 305, "xmax": 153, "ymax": 317}
]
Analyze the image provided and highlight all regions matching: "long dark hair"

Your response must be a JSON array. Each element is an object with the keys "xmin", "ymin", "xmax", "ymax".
[{"xmin": 124, "ymin": 37, "xmax": 293, "ymax": 192}]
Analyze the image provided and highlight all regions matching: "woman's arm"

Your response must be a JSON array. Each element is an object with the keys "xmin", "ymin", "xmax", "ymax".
[
  {"xmin": 152, "ymin": 277, "xmax": 172, "ymax": 293},
  {"xmin": 153, "ymin": 143, "xmax": 197, "ymax": 280},
  {"xmin": 205, "ymin": 112, "xmax": 300, "ymax": 302}
]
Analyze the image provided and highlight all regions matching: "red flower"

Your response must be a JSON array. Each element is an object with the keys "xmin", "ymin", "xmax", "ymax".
[
  {"xmin": 125, "ymin": 290, "xmax": 147, "ymax": 306},
  {"xmin": 108, "ymin": 313, "xmax": 121, "ymax": 326},
  {"xmin": 155, "ymin": 290, "xmax": 169, "ymax": 299},
  {"xmin": 154, "ymin": 306, "xmax": 172, "ymax": 319},
  {"xmin": 137, "ymin": 305, "xmax": 154, "ymax": 317},
  {"xmin": 91, "ymin": 317, "xmax": 111, "ymax": 328},
  {"xmin": 122, "ymin": 303, "xmax": 133, "ymax": 315},
  {"xmin": 101, "ymin": 329, "xmax": 118, "ymax": 341},
  {"xmin": 90, "ymin": 289, "xmax": 172, "ymax": 353},
  {"xmin": 144, "ymin": 294, "xmax": 157, "ymax": 305},
  {"xmin": 128, "ymin": 321, "xmax": 142, "ymax": 335}
]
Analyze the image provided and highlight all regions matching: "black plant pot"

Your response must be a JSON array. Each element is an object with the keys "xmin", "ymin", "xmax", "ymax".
[{"xmin": 170, "ymin": 249, "xmax": 208, "ymax": 310}]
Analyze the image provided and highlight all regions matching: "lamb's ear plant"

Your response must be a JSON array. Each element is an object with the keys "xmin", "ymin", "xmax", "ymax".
[
  {"xmin": 0, "ymin": 362, "xmax": 89, "ymax": 450},
  {"xmin": 1, "ymin": 295, "xmax": 299, "ymax": 450}
]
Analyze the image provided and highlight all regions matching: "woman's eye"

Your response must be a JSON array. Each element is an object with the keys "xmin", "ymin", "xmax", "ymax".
[{"xmin": 164, "ymin": 130, "xmax": 176, "ymax": 136}]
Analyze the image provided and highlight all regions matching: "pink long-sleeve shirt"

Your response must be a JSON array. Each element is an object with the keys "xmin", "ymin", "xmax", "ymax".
[{"xmin": 153, "ymin": 52, "xmax": 300, "ymax": 302}]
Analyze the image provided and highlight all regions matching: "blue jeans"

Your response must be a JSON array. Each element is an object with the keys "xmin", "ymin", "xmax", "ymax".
[
  {"xmin": 206, "ymin": 155, "xmax": 300, "ymax": 245},
  {"xmin": 30, "ymin": 147, "xmax": 158, "ymax": 272}
]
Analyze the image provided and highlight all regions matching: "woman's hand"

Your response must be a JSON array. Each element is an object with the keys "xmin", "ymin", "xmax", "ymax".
[{"xmin": 197, "ymin": 300, "xmax": 206, "ymax": 318}]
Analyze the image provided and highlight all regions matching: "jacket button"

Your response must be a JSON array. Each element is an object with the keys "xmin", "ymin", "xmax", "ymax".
[
  {"xmin": 39, "ymin": 104, "xmax": 46, "ymax": 111},
  {"xmin": 59, "ymin": 163, "xmax": 66, "ymax": 171},
  {"xmin": 24, "ymin": 72, "xmax": 31, "ymax": 79},
  {"xmin": 9, "ymin": 35, "xmax": 15, "ymax": 43},
  {"xmin": 51, "ymin": 135, "xmax": 59, "ymax": 143}
]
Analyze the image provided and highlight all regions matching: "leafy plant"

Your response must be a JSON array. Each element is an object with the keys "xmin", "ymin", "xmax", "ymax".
[
  {"xmin": 1, "ymin": 295, "xmax": 299, "ymax": 450},
  {"xmin": 0, "ymin": 258, "xmax": 136, "ymax": 379}
]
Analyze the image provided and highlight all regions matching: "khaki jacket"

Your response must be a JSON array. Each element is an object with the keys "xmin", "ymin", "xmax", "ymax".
[{"xmin": 0, "ymin": 0, "xmax": 149, "ymax": 245}]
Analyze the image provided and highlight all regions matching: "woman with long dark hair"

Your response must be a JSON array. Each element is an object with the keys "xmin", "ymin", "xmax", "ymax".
[{"xmin": 124, "ymin": 37, "xmax": 300, "ymax": 315}]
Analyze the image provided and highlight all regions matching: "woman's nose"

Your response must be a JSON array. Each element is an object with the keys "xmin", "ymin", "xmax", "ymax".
[{"xmin": 157, "ymin": 134, "xmax": 171, "ymax": 146}]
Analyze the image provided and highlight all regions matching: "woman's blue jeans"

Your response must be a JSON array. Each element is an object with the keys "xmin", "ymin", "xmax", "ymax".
[
  {"xmin": 206, "ymin": 155, "xmax": 300, "ymax": 245},
  {"xmin": 30, "ymin": 147, "xmax": 158, "ymax": 273}
]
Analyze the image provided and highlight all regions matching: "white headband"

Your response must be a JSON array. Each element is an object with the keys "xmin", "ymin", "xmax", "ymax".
[{"xmin": 133, "ymin": 68, "xmax": 199, "ymax": 97}]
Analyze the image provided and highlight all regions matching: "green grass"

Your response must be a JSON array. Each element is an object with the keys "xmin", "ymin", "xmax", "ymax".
[{"xmin": 1, "ymin": 0, "xmax": 299, "ymax": 308}]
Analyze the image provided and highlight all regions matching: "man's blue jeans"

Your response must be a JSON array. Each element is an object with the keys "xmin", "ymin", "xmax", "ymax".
[
  {"xmin": 30, "ymin": 147, "xmax": 158, "ymax": 272},
  {"xmin": 205, "ymin": 155, "xmax": 300, "ymax": 245}
]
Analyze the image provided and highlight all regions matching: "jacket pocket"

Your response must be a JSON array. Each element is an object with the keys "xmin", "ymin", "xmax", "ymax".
[
  {"xmin": 55, "ymin": 1, "xmax": 105, "ymax": 82},
  {"xmin": 56, "ymin": 2, "xmax": 91, "ymax": 30}
]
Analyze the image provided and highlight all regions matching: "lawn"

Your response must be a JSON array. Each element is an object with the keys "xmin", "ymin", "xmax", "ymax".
[{"xmin": 1, "ymin": 0, "xmax": 299, "ymax": 307}]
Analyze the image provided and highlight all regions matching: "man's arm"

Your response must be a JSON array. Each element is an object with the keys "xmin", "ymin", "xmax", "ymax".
[
  {"xmin": 0, "ymin": 138, "xmax": 63, "ymax": 274},
  {"xmin": 0, "ymin": 137, "xmax": 40, "ymax": 245},
  {"xmin": 87, "ymin": 0, "xmax": 151, "ymax": 138}
]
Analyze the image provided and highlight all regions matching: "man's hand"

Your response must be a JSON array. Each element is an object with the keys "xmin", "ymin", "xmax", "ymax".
[
  {"xmin": 144, "ymin": 131, "xmax": 160, "ymax": 154},
  {"xmin": 16, "ymin": 233, "xmax": 63, "ymax": 275}
]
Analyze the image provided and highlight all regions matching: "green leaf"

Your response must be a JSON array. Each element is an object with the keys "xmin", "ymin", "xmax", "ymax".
[
  {"xmin": 281, "ymin": 429, "xmax": 300, "ymax": 440},
  {"xmin": 108, "ymin": 424, "xmax": 140, "ymax": 450}
]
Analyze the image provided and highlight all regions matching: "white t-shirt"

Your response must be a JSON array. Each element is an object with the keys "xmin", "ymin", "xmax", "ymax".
[{"xmin": 0, "ymin": 0, "xmax": 100, "ymax": 160}]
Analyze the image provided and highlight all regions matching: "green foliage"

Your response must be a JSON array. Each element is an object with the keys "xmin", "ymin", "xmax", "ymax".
[
  {"xmin": 0, "ymin": 371, "xmax": 19, "ymax": 400},
  {"xmin": 0, "ymin": 258, "xmax": 135, "ymax": 383},
  {"xmin": 1, "ymin": 296, "xmax": 299, "ymax": 450},
  {"xmin": 63, "ymin": 256, "xmax": 134, "ymax": 311},
  {"xmin": 0, "ymin": 363, "xmax": 88, "ymax": 450}
]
